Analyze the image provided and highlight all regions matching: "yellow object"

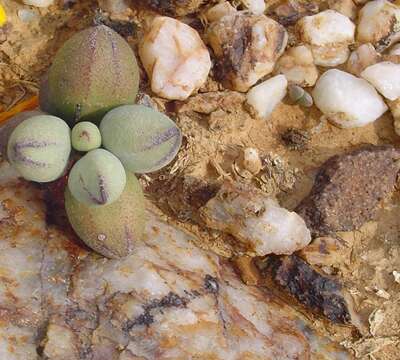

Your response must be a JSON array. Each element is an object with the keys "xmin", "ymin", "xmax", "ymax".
[
  {"xmin": 0, "ymin": 96, "xmax": 39, "ymax": 125},
  {"xmin": 0, "ymin": 4, "xmax": 6, "ymax": 27}
]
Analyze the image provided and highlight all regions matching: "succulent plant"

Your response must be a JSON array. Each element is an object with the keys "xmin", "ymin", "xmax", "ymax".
[
  {"xmin": 100, "ymin": 105, "xmax": 182, "ymax": 173},
  {"xmin": 42, "ymin": 25, "xmax": 139, "ymax": 125},
  {"xmin": 65, "ymin": 172, "xmax": 146, "ymax": 258},
  {"xmin": 7, "ymin": 115, "xmax": 71, "ymax": 183},
  {"xmin": 288, "ymin": 85, "xmax": 313, "ymax": 108},
  {"xmin": 68, "ymin": 149, "xmax": 126, "ymax": 207},
  {"xmin": 71, "ymin": 121, "xmax": 102, "ymax": 152},
  {"xmin": 0, "ymin": 110, "xmax": 44, "ymax": 159}
]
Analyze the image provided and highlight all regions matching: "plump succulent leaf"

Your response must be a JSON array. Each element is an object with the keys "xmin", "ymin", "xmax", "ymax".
[
  {"xmin": 68, "ymin": 148, "xmax": 126, "ymax": 207},
  {"xmin": 65, "ymin": 172, "xmax": 146, "ymax": 258},
  {"xmin": 7, "ymin": 115, "xmax": 71, "ymax": 182},
  {"xmin": 71, "ymin": 121, "xmax": 102, "ymax": 152},
  {"xmin": 100, "ymin": 105, "xmax": 182, "ymax": 173},
  {"xmin": 43, "ymin": 25, "xmax": 139, "ymax": 125},
  {"xmin": 0, "ymin": 110, "xmax": 44, "ymax": 159}
]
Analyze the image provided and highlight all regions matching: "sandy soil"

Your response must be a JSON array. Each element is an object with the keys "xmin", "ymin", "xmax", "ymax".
[{"xmin": 0, "ymin": 0, "xmax": 399, "ymax": 358}]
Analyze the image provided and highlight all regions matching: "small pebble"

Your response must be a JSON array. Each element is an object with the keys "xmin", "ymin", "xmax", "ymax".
[
  {"xmin": 23, "ymin": 0, "xmax": 54, "ymax": 7},
  {"xmin": 200, "ymin": 182, "xmax": 311, "ymax": 256},
  {"xmin": 18, "ymin": 9, "xmax": 38, "ymax": 22},
  {"xmin": 357, "ymin": 0, "xmax": 400, "ymax": 51},
  {"xmin": 139, "ymin": 17, "xmax": 211, "ymax": 100},
  {"xmin": 296, "ymin": 10, "xmax": 355, "ymax": 67},
  {"xmin": 361, "ymin": 61, "xmax": 400, "ymax": 100},
  {"xmin": 393, "ymin": 271, "xmax": 400, "ymax": 284},
  {"xmin": 243, "ymin": 148, "xmax": 262, "ymax": 175},
  {"xmin": 246, "ymin": 75, "xmax": 288, "ymax": 119},
  {"xmin": 312, "ymin": 69, "xmax": 387, "ymax": 128}
]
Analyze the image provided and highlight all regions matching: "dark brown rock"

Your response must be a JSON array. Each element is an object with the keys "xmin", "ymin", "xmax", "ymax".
[
  {"xmin": 296, "ymin": 145, "xmax": 400, "ymax": 237},
  {"xmin": 263, "ymin": 255, "xmax": 351, "ymax": 324}
]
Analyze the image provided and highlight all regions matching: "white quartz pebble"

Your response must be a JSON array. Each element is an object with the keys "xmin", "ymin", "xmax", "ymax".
[
  {"xmin": 207, "ymin": 13, "xmax": 287, "ymax": 91},
  {"xmin": 328, "ymin": 0, "xmax": 357, "ymax": 20},
  {"xmin": 389, "ymin": 43, "xmax": 400, "ymax": 56},
  {"xmin": 361, "ymin": 62, "xmax": 400, "ymax": 101},
  {"xmin": 205, "ymin": 1, "xmax": 236, "ymax": 23},
  {"xmin": 243, "ymin": 147, "xmax": 262, "ymax": 175},
  {"xmin": 246, "ymin": 75, "xmax": 287, "ymax": 119},
  {"xmin": 97, "ymin": 0, "xmax": 130, "ymax": 14},
  {"xmin": 23, "ymin": 0, "xmax": 54, "ymax": 6},
  {"xmin": 139, "ymin": 17, "xmax": 211, "ymax": 100},
  {"xmin": 346, "ymin": 43, "xmax": 380, "ymax": 76},
  {"xmin": 200, "ymin": 182, "xmax": 311, "ymax": 256},
  {"xmin": 275, "ymin": 45, "xmax": 319, "ymax": 87},
  {"xmin": 296, "ymin": 10, "xmax": 355, "ymax": 67},
  {"xmin": 312, "ymin": 69, "xmax": 388, "ymax": 128},
  {"xmin": 357, "ymin": 0, "xmax": 400, "ymax": 50},
  {"xmin": 242, "ymin": 0, "xmax": 265, "ymax": 15}
]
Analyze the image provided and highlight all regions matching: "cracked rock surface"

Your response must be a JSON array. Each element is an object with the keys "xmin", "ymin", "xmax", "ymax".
[{"xmin": 0, "ymin": 161, "xmax": 349, "ymax": 359}]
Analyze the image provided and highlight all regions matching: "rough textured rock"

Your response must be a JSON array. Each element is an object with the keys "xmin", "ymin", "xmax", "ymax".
[
  {"xmin": 262, "ymin": 255, "xmax": 352, "ymax": 324},
  {"xmin": 296, "ymin": 145, "xmax": 400, "ymax": 237},
  {"xmin": 207, "ymin": 12, "xmax": 288, "ymax": 92},
  {"xmin": 0, "ymin": 161, "xmax": 350, "ymax": 359},
  {"xmin": 200, "ymin": 181, "xmax": 311, "ymax": 256}
]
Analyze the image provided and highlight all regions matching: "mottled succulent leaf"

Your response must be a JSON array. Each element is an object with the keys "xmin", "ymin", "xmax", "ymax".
[
  {"xmin": 100, "ymin": 105, "xmax": 182, "ymax": 174},
  {"xmin": 68, "ymin": 149, "xmax": 126, "ymax": 207},
  {"xmin": 65, "ymin": 172, "xmax": 146, "ymax": 258},
  {"xmin": 7, "ymin": 115, "xmax": 71, "ymax": 183},
  {"xmin": 0, "ymin": 110, "xmax": 44, "ymax": 159},
  {"xmin": 71, "ymin": 121, "xmax": 102, "ymax": 152},
  {"xmin": 44, "ymin": 25, "xmax": 139, "ymax": 125}
]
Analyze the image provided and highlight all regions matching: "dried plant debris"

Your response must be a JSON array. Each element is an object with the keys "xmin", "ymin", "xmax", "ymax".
[
  {"xmin": 341, "ymin": 336, "xmax": 400, "ymax": 359},
  {"xmin": 176, "ymin": 91, "xmax": 246, "ymax": 115},
  {"xmin": 296, "ymin": 145, "xmax": 400, "ymax": 237},
  {"xmin": 298, "ymin": 236, "xmax": 350, "ymax": 269},
  {"xmin": 261, "ymin": 255, "xmax": 352, "ymax": 324},
  {"xmin": 281, "ymin": 128, "xmax": 310, "ymax": 150},
  {"xmin": 255, "ymin": 153, "xmax": 299, "ymax": 195},
  {"xmin": 140, "ymin": 0, "xmax": 206, "ymax": 16},
  {"xmin": 93, "ymin": 11, "xmax": 137, "ymax": 37},
  {"xmin": 232, "ymin": 255, "xmax": 261, "ymax": 286},
  {"xmin": 163, "ymin": 175, "xmax": 220, "ymax": 222}
]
